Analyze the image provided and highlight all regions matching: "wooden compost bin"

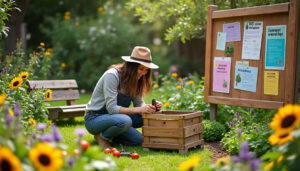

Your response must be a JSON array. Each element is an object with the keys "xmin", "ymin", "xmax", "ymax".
[{"xmin": 142, "ymin": 110, "xmax": 204, "ymax": 154}]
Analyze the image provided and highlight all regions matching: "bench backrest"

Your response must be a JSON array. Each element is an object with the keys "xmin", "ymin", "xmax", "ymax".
[{"xmin": 28, "ymin": 80, "xmax": 80, "ymax": 105}]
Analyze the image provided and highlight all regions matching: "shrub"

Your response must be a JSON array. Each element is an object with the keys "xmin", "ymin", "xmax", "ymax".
[{"xmin": 203, "ymin": 120, "xmax": 226, "ymax": 142}]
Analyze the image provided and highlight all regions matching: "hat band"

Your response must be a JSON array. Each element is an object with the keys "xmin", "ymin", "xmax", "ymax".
[{"xmin": 130, "ymin": 56, "xmax": 152, "ymax": 63}]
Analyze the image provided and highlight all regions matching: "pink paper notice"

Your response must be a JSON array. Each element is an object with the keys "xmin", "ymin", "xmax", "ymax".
[{"xmin": 213, "ymin": 57, "xmax": 231, "ymax": 93}]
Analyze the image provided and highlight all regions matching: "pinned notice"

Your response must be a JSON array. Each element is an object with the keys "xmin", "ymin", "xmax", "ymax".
[
  {"xmin": 223, "ymin": 22, "xmax": 241, "ymax": 42},
  {"xmin": 213, "ymin": 57, "xmax": 231, "ymax": 93},
  {"xmin": 216, "ymin": 32, "xmax": 226, "ymax": 51},
  {"xmin": 264, "ymin": 71, "xmax": 279, "ymax": 96},
  {"xmin": 234, "ymin": 65, "xmax": 258, "ymax": 92}
]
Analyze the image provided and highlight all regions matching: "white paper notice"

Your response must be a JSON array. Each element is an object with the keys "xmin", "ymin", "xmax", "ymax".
[
  {"xmin": 241, "ymin": 21, "xmax": 263, "ymax": 60},
  {"xmin": 216, "ymin": 32, "xmax": 226, "ymax": 51}
]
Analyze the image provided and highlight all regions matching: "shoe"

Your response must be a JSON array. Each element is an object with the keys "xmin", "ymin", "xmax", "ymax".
[{"xmin": 94, "ymin": 134, "xmax": 112, "ymax": 149}]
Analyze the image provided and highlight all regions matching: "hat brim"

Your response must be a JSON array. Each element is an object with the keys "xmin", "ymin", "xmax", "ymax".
[{"xmin": 121, "ymin": 56, "xmax": 159, "ymax": 69}]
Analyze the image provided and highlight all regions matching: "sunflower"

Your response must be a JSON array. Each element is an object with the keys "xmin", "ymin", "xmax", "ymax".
[
  {"xmin": 268, "ymin": 132, "xmax": 293, "ymax": 146},
  {"xmin": 45, "ymin": 89, "xmax": 52, "ymax": 101},
  {"xmin": 216, "ymin": 157, "xmax": 230, "ymax": 166},
  {"xmin": 269, "ymin": 104, "xmax": 300, "ymax": 135},
  {"xmin": 29, "ymin": 118, "xmax": 37, "ymax": 126},
  {"xmin": 29, "ymin": 143, "xmax": 63, "ymax": 171},
  {"xmin": 178, "ymin": 77, "xmax": 183, "ymax": 82},
  {"xmin": 176, "ymin": 85, "xmax": 181, "ymax": 89},
  {"xmin": 153, "ymin": 84, "xmax": 159, "ymax": 88},
  {"xmin": 18, "ymin": 71, "xmax": 29, "ymax": 80},
  {"xmin": 164, "ymin": 102, "xmax": 170, "ymax": 107},
  {"xmin": 179, "ymin": 156, "xmax": 200, "ymax": 171},
  {"xmin": 9, "ymin": 77, "xmax": 23, "ymax": 90},
  {"xmin": 188, "ymin": 80, "xmax": 194, "ymax": 85},
  {"xmin": 0, "ymin": 146, "xmax": 22, "ymax": 171},
  {"xmin": 0, "ymin": 94, "xmax": 6, "ymax": 105}
]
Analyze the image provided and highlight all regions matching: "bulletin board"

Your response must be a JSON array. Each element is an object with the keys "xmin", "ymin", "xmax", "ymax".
[{"xmin": 204, "ymin": 0, "xmax": 300, "ymax": 119}]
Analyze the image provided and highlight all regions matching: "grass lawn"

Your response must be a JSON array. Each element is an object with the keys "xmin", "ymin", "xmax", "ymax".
[{"xmin": 50, "ymin": 93, "xmax": 213, "ymax": 171}]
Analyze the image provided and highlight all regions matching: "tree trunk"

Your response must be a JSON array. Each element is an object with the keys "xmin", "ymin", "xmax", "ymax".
[{"xmin": 5, "ymin": 0, "xmax": 30, "ymax": 55}]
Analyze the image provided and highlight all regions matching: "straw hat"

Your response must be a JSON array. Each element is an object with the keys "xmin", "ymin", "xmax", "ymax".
[{"xmin": 121, "ymin": 46, "xmax": 159, "ymax": 69}]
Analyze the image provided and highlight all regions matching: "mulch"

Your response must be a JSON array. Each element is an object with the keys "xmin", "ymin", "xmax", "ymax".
[{"xmin": 204, "ymin": 141, "xmax": 230, "ymax": 163}]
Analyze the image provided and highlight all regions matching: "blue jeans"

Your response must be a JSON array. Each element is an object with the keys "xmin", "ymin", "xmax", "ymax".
[{"xmin": 84, "ymin": 113, "xmax": 144, "ymax": 146}]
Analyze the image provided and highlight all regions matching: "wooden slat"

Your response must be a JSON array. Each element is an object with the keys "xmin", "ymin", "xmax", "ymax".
[
  {"xmin": 143, "ymin": 126, "xmax": 183, "ymax": 138},
  {"xmin": 184, "ymin": 123, "xmax": 204, "ymax": 137},
  {"xmin": 50, "ymin": 90, "xmax": 80, "ymax": 101},
  {"xmin": 208, "ymin": 96, "xmax": 284, "ymax": 109},
  {"xmin": 58, "ymin": 112, "xmax": 85, "ymax": 119},
  {"xmin": 212, "ymin": 3, "xmax": 289, "ymax": 19},
  {"xmin": 61, "ymin": 108, "xmax": 86, "ymax": 113},
  {"xmin": 204, "ymin": 5, "xmax": 218, "ymax": 103},
  {"xmin": 28, "ymin": 80, "xmax": 78, "ymax": 90},
  {"xmin": 54, "ymin": 104, "xmax": 86, "ymax": 109}
]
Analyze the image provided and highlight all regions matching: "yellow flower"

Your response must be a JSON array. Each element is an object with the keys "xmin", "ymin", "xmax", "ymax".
[
  {"xmin": 45, "ymin": 51, "xmax": 51, "ymax": 56},
  {"xmin": 179, "ymin": 156, "xmax": 200, "ymax": 170},
  {"xmin": 264, "ymin": 161, "xmax": 274, "ymax": 170},
  {"xmin": 153, "ymin": 84, "xmax": 159, "ymax": 88},
  {"xmin": 164, "ymin": 102, "xmax": 170, "ymax": 107},
  {"xmin": 188, "ymin": 80, "xmax": 194, "ymax": 85},
  {"xmin": 216, "ymin": 157, "xmax": 230, "ymax": 166},
  {"xmin": 75, "ymin": 21, "xmax": 80, "ymax": 26},
  {"xmin": 65, "ymin": 11, "xmax": 70, "ymax": 16},
  {"xmin": 98, "ymin": 7, "xmax": 104, "ymax": 12},
  {"xmin": 29, "ymin": 118, "xmax": 36, "ymax": 126},
  {"xmin": 268, "ymin": 132, "xmax": 293, "ymax": 146},
  {"xmin": 9, "ymin": 77, "xmax": 23, "ymax": 90},
  {"xmin": 9, "ymin": 109, "xmax": 14, "ymax": 116},
  {"xmin": 0, "ymin": 146, "xmax": 22, "ymax": 171},
  {"xmin": 0, "ymin": 94, "xmax": 6, "ymax": 105},
  {"xmin": 46, "ymin": 48, "xmax": 53, "ymax": 52},
  {"xmin": 64, "ymin": 15, "xmax": 70, "ymax": 20},
  {"xmin": 122, "ymin": 10, "xmax": 128, "ymax": 15},
  {"xmin": 277, "ymin": 155, "xmax": 283, "ymax": 163},
  {"xmin": 171, "ymin": 73, "xmax": 178, "ymax": 77},
  {"xmin": 176, "ymin": 85, "xmax": 181, "ymax": 89},
  {"xmin": 19, "ymin": 71, "xmax": 29, "ymax": 79},
  {"xmin": 269, "ymin": 104, "xmax": 300, "ymax": 135},
  {"xmin": 46, "ymin": 89, "xmax": 52, "ymax": 101},
  {"xmin": 61, "ymin": 63, "xmax": 66, "ymax": 68},
  {"xmin": 178, "ymin": 77, "xmax": 183, "ymax": 82},
  {"xmin": 29, "ymin": 143, "xmax": 63, "ymax": 171},
  {"xmin": 40, "ymin": 42, "xmax": 45, "ymax": 46}
]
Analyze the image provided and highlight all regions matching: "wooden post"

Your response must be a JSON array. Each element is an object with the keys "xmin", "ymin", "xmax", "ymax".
[
  {"xmin": 210, "ymin": 104, "xmax": 217, "ymax": 121},
  {"xmin": 293, "ymin": 0, "xmax": 300, "ymax": 103}
]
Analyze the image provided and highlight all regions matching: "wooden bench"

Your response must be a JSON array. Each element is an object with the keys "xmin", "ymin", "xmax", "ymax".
[{"xmin": 28, "ymin": 80, "xmax": 86, "ymax": 123}]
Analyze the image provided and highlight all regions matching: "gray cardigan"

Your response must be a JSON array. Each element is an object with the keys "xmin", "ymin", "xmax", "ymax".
[{"xmin": 85, "ymin": 68, "xmax": 145, "ymax": 114}]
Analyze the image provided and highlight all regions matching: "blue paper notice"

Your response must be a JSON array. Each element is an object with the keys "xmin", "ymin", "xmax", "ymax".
[
  {"xmin": 234, "ymin": 65, "xmax": 258, "ymax": 92},
  {"xmin": 216, "ymin": 32, "xmax": 226, "ymax": 51},
  {"xmin": 265, "ymin": 25, "xmax": 286, "ymax": 70}
]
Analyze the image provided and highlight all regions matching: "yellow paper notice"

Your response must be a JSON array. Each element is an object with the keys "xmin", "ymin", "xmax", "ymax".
[{"xmin": 264, "ymin": 71, "xmax": 279, "ymax": 95}]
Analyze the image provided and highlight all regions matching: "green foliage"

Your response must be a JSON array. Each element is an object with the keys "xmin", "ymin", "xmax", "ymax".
[
  {"xmin": 203, "ymin": 120, "xmax": 226, "ymax": 142},
  {"xmin": 0, "ymin": 0, "xmax": 19, "ymax": 39},
  {"xmin": 41, "ymin": 1, "xmax": 154, "ymax": 90},
  {"xmin": 126, "ymin": 0, "xmax": 289, "ymax": 44},
  {"xmin": 225, "ymin": 44, "xmax": 233, "ymax": 56},
  {"xmin": 221, "ymin": 109, "xmax": 274, "ymax": 157}
]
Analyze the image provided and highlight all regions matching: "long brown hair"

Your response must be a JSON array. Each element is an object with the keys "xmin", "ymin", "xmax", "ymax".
[{"xmin": 109, "ymin": 62, "xmax": 152, "ymax": 98}]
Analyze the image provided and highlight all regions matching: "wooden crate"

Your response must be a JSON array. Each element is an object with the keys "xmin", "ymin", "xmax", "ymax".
[{"xmin": 142, "ymin": 110, "xmax": 204, "ymax": 153}]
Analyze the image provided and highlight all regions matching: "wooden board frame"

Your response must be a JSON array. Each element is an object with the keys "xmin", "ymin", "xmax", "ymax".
[{"xmin": 204, "ymin": 1, "xmax": 300, "ymax": 120}]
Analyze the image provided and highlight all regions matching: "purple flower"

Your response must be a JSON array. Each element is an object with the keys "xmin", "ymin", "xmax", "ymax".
[
  {"xmin": 180, "ymin": 82, "xmax": 183, "ymax": 87},
  {"xmin": 40, "ymin": 134, "xmax": 53, "ymax": 142},
  {"xmin": 13, "ymin": 101, "xmax": 21, "ymax": 117},
  {"xmin": 188, "ymin": 73, "xmax": 192, "ymax": 77},
  {"xmin": 237, "ymin": 129, "xmax": 242, "ymax": 137},
  {"xmin": 0, "ymin": 72, "xmax": 2, "ymax": 77},
  {"xmin": 67, "ymin": 157, "xmax": 74, "ymax": 166},
  {"xmin": 239, "ymin": 116, "xmax": 242, "ymax": 122},
  {"xmin": 32, "ymin": 132, "xmax": 37, "ymax": 139},
  {"xmin": 75, "ymin": 128, "xmax": 86, "ymax": 137},
  {"xmin": 234, "ymin": 112, "xmax": 239, "ymax": 118},
  {"xmin": 248, "ymin": 107, "xmax": 251, "ymax": 113},
  {"xmin": 4, "ymin": 108, "xmax": 13, "ymax": 127},
  {"xmin": 251, "ymin": 159, "xmax": 261, "ymax": 171},
  {"xmin": 37, "ymin": 123, "xmax": 47, "ymax": 131},
  {"xmin": 154, "ymin": 71, "xmax": 159, "ymax": 76},
  {"xmin": 255, "ymin": 127, "xmax": 259, "ymax": 132},
  {"xmin": 3, "ymin": 67, "xmax": 7, "ymax": 73},
  {"xmin": 239, "ymin": 142, "xmax": 253, "ymax": 162},
  {"xmin": 233, "ymin": 156, "xmax": 240, "ymax": 163},
  {"xmin": 52, "ymin": 125, "xmax": 62, "ymax": 142},
  {"xmin": 182, "ymin": 78, "xmax": 186, "ymax": 84},
  {"xmin": 230, "ymin": 121, "xmax": 234, "ymax": 127}
]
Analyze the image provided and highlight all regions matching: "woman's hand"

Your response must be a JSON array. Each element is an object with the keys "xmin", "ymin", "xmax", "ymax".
[
  {"xmin": 140, "ymin": 104, "xmax": 156, "ymax": 114},
  {"xmin": 154, "ymin": 101, "xmax": 162, "ymax": 111}
]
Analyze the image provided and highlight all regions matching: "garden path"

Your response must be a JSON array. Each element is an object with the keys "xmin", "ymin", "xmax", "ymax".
[{"xmin": 204, "ymin": 141, "xmax": 229, "ymax": 162}]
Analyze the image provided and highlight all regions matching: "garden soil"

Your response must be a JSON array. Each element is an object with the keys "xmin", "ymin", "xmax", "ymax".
[{"xmin": 204, "ymin": 141, "xmax": 229, "ymax": 162}]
